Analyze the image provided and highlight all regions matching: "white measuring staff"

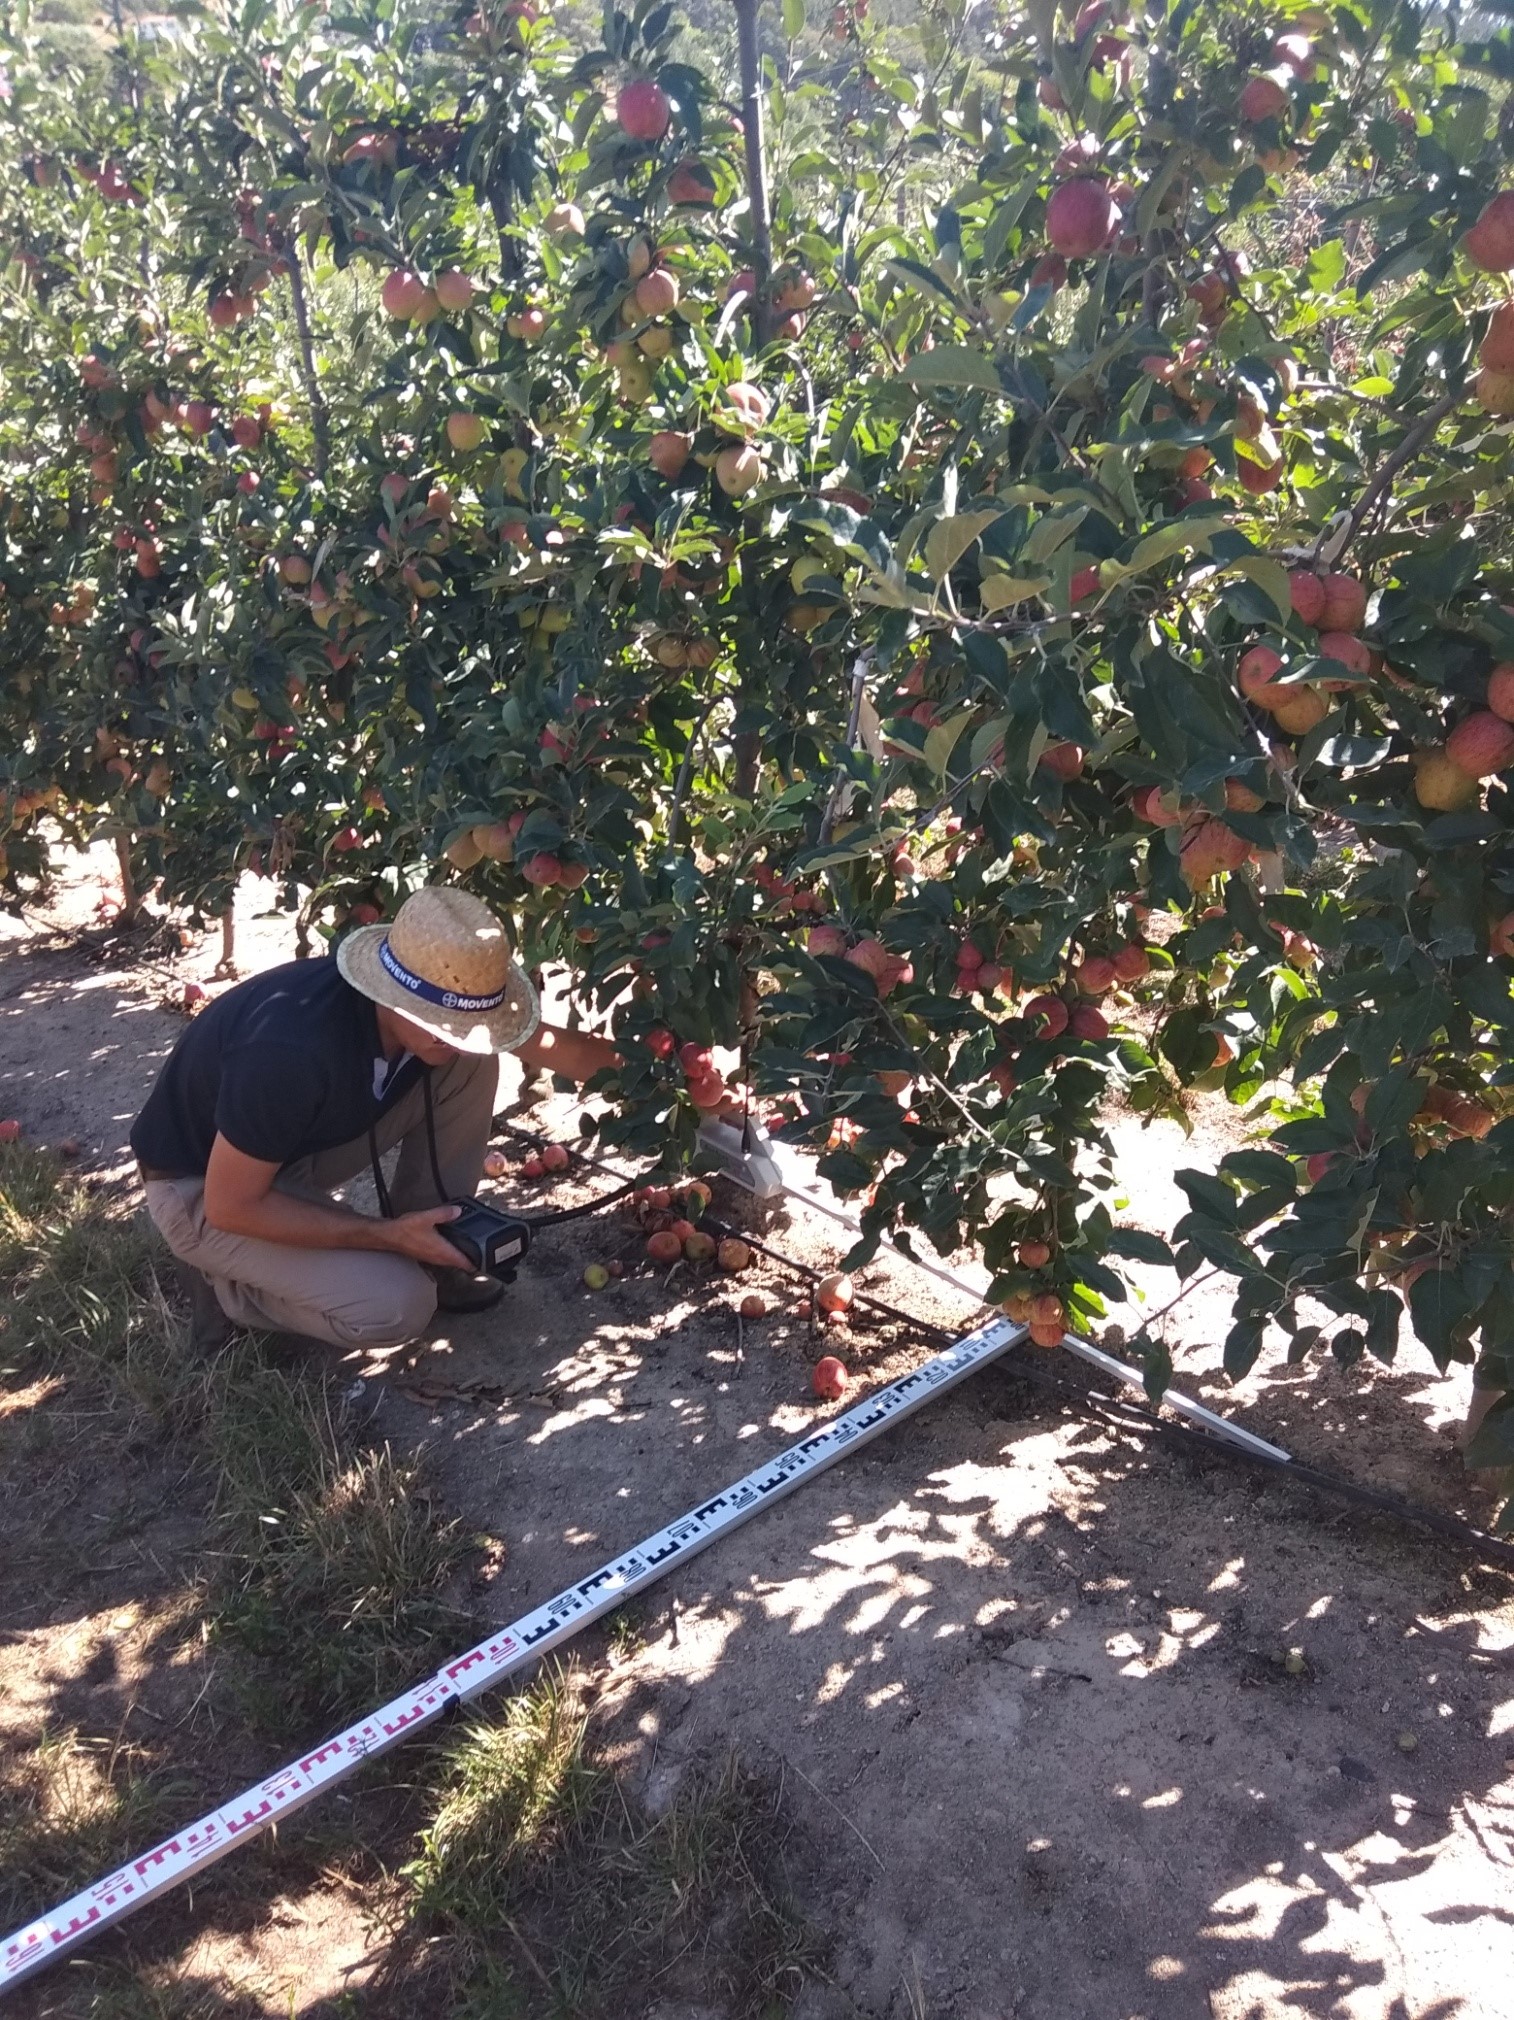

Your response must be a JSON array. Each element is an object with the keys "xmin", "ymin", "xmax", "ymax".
[
  {"xmin": 0, "ymin": 1314, "xmax": 1022, "ymax": 1994},
  {"xmin": 765, "ymin": 1137, "xmax": 1290, "ymax": 1466}
]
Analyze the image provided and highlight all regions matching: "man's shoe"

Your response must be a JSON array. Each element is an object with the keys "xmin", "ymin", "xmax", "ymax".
[
  {"xmin": 432, "ymin": 1267, "xmax": 507, "ymax": 1314},
  {"xmin": 174, "ymin": 1260, "xmax": 234, "ymax": 1352}
]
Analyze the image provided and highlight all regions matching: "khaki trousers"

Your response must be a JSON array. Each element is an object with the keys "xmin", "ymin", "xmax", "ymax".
[{"xmin": 142, "ymin": 1050, "xmax": 498, "ymax": 1352}]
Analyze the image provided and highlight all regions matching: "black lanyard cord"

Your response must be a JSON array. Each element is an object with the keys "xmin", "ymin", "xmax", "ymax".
[
  {"xmin": 368, "ymin": 1064, "xmax": 449, "ymax": 1220},
  {"xmin": 368, "ymin": 1069, "xmax": 641, "ymax": 1231}
]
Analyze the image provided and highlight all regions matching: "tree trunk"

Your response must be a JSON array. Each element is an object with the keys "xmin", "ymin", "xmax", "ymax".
[
  {"xmin": 215, "ymin": 904, "xmax": 237, "ymax": 978},
  {"xmin": 730, "ymin": 0, "xmax": 774, "ymax": 802},
  {"xmin": 282, "ymin": 246, "xmax": 331, "ymax": 480},
  {"xmin": 733, "ymin": 0, "xmax": 774, "ymax": 348},
  {"xmin": 115, "ymin": 834, "xmax": 140, "ymax": 926}
]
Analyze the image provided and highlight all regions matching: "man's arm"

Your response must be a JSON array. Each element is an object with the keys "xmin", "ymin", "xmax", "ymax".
[
  {"xmin": 202, "ymin": 1133, "xmax": 470, "ymax": 1269},
  {"xmin": 513, "ymin": 1019, "xmax": 619, "ymax": 1083}
]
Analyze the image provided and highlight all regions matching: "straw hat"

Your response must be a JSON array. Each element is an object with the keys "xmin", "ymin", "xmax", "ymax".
[{"xmin": 337, "ymin": 888, "xmax": 539, "ymax": 1055}]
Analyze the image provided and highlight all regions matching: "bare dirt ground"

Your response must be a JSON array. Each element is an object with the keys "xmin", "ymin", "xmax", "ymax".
[{"xmin": 3, "ymin": 846, "xmax": 1512, "ymax": 2020}]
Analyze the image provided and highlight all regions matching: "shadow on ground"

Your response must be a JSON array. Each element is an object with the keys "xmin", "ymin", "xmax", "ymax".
[
  {"xmin": 5, "ymin": 1205, "xmax": 1512, "ymax": 2020},
  {"xmin": 2, "ymin": 863, "xmax": 1512, "ymax": 2019}
]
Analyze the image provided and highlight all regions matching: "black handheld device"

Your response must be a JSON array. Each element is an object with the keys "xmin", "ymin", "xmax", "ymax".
[
  {"xmin": 368, "ymin": 1073, "xmax": 532, "ymax": 1283},
  {"xmin": 443, "ymin": 1199, "xmax": 533, "ymax": 1281}
]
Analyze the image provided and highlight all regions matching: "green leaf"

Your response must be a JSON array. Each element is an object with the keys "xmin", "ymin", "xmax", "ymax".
[
  {"xmin": 1408, "ymin": 1268, "xmax": 1475, "ymax": 1371},
  {"xmin": 1021, "ymin": 505, "xmax": 1088, "ymax": 567},
  {"xmin": 980, "ymin": 570, "xmax": 1051, "ymax": 609},
  {"xmin": 924, "ymin": 510, "xmax": 1003, "ymax": 582},
  {"xmin": 1465, "ymin": 1396, "xmax": 1514, "ymax": 1471},
  {"xmin": 1306, "ymin": 237, "xmax": 1347, "ymax": 293},
  {"xmin": 968, "ymin": 716, "xmax": 1009, "ymax": 767},
  {"xmin": 1222, "ymin": 1149, "xmax": 1298, "ymax": 1194},
  {"xmin": 900, "ymin": 346, "xmax": 1004, "ymax": 394},
  {"xmin": 922, "ymin": 711, "xmax": 973, "ymax": 778},
  {"xmin": 1364, "ymin": 1063, "xmax": 1428, "ymax": 1135},
  {"xmin": 1010, "ymin": 283, "xmax": 1056, "ymax": 334},
  {"xmin": 792, "ymin": 830, "xmax": 886, "ymax": 874},
  {"xmin": 1178, "ymin": 1222, "xmax": 1259, "ymax": 1277},
  {"xmin": 1365, "ymin": 1288, "xmax": 1401, "ymax": 1365},
  {"xmin": 782, "ymin": 0, "xmax": 805, "ymax": 37},
  {"xmin": 885, "ymin": 257, "xmax": 966, "ymax": 311},
  {"xmin": 1127, "ymin": 516, "xmax": 1227, "ymax": 574},
  {"xmin": 1176, "ymin": 1169, "xmax": 1239, "ymax": 1225},
  {"xmin": 1223, "ymin": 1317, "xmax": 1266, "ymax": 1380},
  {"xmin": 817, "ymin": 1145, "xmax": 874, "ymax": 1195},
  {"xmin": 1137, "ymin": 1330, "xmax": 1174, "ymax": 1403},
  {"xmin": 1222, "ymin": 555, "xmax": 1292, "ymax": 624},
  {"xmin": 1075, "ymin": 1257, "xmax": 1128, "ymax": 1302},
  {"xmin": 1106, "ymin": 1227, "xmax": 1175, "ymax": 1266}
]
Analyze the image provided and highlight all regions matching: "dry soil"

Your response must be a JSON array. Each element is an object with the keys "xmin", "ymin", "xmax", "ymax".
[{"xmin": 2, "ymin": 850, "xmax": 1511, "ymax": 2020}]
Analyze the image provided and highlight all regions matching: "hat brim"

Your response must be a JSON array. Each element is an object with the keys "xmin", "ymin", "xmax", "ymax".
[{"xmin": 336, "ymin": 925, "xmax": 540, "ymax": 1056}]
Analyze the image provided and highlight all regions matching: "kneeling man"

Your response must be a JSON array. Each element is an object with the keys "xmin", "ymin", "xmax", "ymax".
[{"xmin": 131, "ymin": 887, "xmax": 613, "ymax": 1351}]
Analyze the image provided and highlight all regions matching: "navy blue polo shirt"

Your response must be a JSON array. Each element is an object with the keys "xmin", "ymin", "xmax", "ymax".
[{"xmin": 131, "ymin": 958, "xmax": 420, "ymax": 1175}]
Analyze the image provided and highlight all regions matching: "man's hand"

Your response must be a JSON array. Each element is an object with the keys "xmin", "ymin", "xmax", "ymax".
[
  {"xmin": 204, "ymin": 1133, "xmax": 468, "ymax": 1265},
  {"xmin": 381, "ymin": 1203, "xmax": 472, "ymax": 1271}
]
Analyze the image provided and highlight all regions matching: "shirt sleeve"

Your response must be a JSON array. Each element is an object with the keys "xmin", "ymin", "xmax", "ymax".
[{"xmin": 215, "ymin": 1042, "xmax": 330, "ymax": 1165}]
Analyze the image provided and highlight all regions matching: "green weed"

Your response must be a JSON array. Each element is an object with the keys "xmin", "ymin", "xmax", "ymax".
[
  {"xmin": 395, "ymin": 1665, "xmax": 824, "ymax": 2017},
  {"xmin": 1, "ymin": 1144, "xmax": 467, "ymax": 1731},
  {"xmin": 0, "ymin": 1149, "xmax": 825, "ymax": 2017}
]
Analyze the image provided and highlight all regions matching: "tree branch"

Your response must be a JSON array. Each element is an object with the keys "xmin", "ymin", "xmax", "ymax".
[
  {"xmin": 281, "ymin": 242, "xmax": 330, "ymax": 481},
  {"xmin": 669, "ymin": 699, "xmax": 717, "ymax": 845},
  {"xmin": 1322, "ymin": 391, "xmax": 1460, "ymax": 566}
]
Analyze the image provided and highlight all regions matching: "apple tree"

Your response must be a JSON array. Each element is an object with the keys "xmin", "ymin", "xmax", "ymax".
[{"xmin": 0, "ymin": 0, "xmax": 1511, "ymax": 1520}]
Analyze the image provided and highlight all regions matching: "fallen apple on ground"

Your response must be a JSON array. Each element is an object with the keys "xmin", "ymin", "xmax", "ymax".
[
  {"xmin": 815, "ymin": 1271, "xmax": 853, "ymax": 1314},
  {"xmin": 812, "ymin": 1355, "xmax": 848, "ymax": 1400}
]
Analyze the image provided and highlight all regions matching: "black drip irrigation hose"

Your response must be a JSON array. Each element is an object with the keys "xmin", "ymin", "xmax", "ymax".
[
  {"xmin": 486, "ymin": 1118, "xmax": 648, "ymax": 1227},
  {"xmin": 490, "ymin": 1117, "xmax": 1514, "ymax": 1573},
  {"xmin": 527, "ymin": 1177, "xmax": 643, "ymax": 1229},
  {"xmin": 702, "ymin": 1214, "xmax": 1514, "ymax": 1575}
]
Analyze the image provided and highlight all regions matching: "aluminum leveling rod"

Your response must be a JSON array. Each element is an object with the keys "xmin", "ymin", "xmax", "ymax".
[{"xmin": 0, "ymin": 1316, "xmax": 1024, "ymax": 1994}]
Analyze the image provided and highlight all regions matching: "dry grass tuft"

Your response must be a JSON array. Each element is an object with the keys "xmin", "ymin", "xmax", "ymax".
[{"xmin": 0, "ymin": 1728, "xmax": 187, "ymax": 1932}]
